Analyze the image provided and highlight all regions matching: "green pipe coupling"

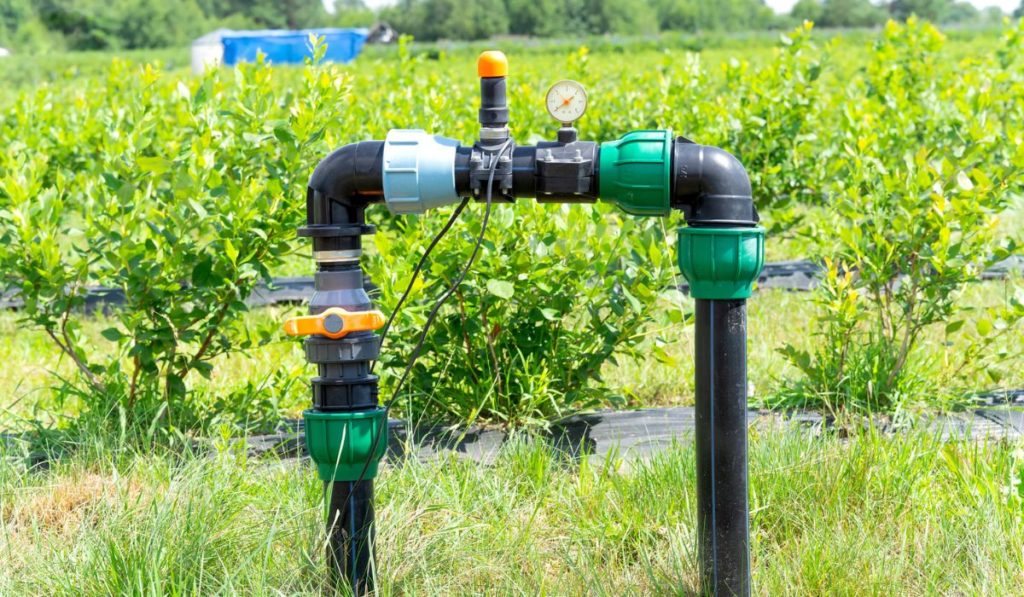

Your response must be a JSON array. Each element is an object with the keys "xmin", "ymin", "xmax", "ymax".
[
  {"xmin": 677, "ymin": 227, "xmax": 765, "ymax": 300},
  {"xmin": 304, "ymin": 408, "xmax": 387, "ymax": 481},
  {"xmin": 599, "ymin": 130, "xmax": 672, "ymax": 216}
]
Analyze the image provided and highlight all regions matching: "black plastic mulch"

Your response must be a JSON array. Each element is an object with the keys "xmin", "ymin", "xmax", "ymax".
[{"xmin": 232, "ymin": 400, "xmax": 1024, "ymax": 468}]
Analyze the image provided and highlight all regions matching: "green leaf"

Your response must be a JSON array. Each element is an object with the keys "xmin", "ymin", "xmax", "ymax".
[
  {"xmin": 193, "ymin": 361, "xmax": 215, "ymax": 380},
  {"xmin": 955, "ymin": 171, "xmax": 974, "ymax": 192},
  {"xmin": 137, "ymin": 156, "xmax": 173, "ymax": 175},
  {"xmin": 176, "ymin": 80, "xmax": 191, "ymax": 101},
  {"xmin": 224, "ymin": 239, "xmax": 239, "ymax": 265},
  {"xmin": 188, "ymin": 199, "xmax": 208, "ymax": 219},
  {"xmin": 166, "ymin": 373, "xmax": 187, "ymax": 398},
  {"xmin": 100, "ymin": 327, "xmax": 123, "ymax": 342},
  {"xmin": 621, "ymin": 286, "xmax": 643, "ymax": 312},
  {"xmin": 101, "ymin": 172, "xmax": 122, "ymax": 191},
  {"xmin": 652, "ymin": 345, "xmax": 677, "ymax": 366},
  {"xmin": 191, "ymin": 258, "xmax": 215, "ymax": 287},
  {"xmin": 273, "ymin": 126, "xmax": 297, "ymax": 144},
  {"xmin": 486, "ymin": 279, "xmax": 514, "ymax": 299}
]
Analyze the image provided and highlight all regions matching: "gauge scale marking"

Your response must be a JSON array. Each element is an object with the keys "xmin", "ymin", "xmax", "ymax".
[{"xmin": 546, "ymin": 80, "xmax": 588, "ymax": 125}]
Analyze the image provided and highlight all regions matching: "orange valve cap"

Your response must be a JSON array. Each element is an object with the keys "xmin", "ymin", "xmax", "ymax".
[
  {"xmin": 283, "ymin": 307, "xmax": 386, "ymax": 340},
  {"xmin": 477, "ymin": 50, "xmax": 508, "ymax": 78}
]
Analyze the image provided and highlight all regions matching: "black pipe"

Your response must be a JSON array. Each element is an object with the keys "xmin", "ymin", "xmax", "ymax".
[
  {"xmin": 326, "ymin": 480, "xmax": 376, "ymax": 595},
  {"xmin": 693, "ymin": 299, "xmax": 751, "ymax": 596},
  {"xmin": 303, "ymin": 141, "xmax": 386, "ymax": 596},
  {"xmin": 303, "ymin": 134, "xmax": 759, "ymax": 597},
  {"xmin": 674, "ymin": 137, "xmax": 756, "ymax": 595},
  {"xmin": 454, "ymin": 144, "xmax": 600, "ymax": 203}
]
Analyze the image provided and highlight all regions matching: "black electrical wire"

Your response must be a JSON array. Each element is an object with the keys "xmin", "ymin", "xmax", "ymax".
[
  {"xmin": 350, "ymin": 138, "xmax": 512, "ymax": 489},
  {"xmin": 371, "ymin": 197, "xmax": 470, "ymax": 374}
]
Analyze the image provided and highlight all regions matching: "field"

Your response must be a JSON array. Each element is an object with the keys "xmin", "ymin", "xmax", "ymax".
[{"xmin": 2, "ymin": 19, "xmax": 1024, "ymax": 594}]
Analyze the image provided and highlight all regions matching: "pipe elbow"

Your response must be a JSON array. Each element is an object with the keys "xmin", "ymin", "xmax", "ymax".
[
  {"xmin": 672, "ymin": 141, "xmax": 758, "ymax": 227},
  {"xmin": 305, "ymin": 141, "xmax": 385, "ymax": 229}
]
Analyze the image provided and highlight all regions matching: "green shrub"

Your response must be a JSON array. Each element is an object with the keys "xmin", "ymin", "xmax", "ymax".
[
  {"xmin": 367, "ymin": 202, "xmax": 677, "ymax": 427},
  {"xmin": 778, "ymin": 19, "xmax": 1024, "ymax": 413},
  {"xmin": 718, "ymin": 22, "xmax": 829, "ymax": 231},
  {"xmin": 0, "ymin": 42, "xmax": 347, "ymax": 436},
  {"xmin": 2, "ymin": 22, "xmax": 1023, "ymax": 433}
]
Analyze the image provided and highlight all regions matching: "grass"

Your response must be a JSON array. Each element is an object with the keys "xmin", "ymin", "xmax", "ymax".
[{"xmin": 1, "ymin": 429, "xmax": 1021, "ymax": 594}]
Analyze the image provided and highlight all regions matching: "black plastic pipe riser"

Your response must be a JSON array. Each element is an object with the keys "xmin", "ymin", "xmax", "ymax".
[
  {"xmin": 299, "ymin": 147, "xmax": 386, "ymax": 597},
  {"xmin": 327, "ymin": 480, "xmax": 376, "ymax": 595},
  {"xmin": 693, "ymin": 299, "xmax": 751, "ymax": 597}
]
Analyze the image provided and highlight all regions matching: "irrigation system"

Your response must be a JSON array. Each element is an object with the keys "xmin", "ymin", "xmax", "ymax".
[{"xmin": 284, "ymin": 51, "xmax": 765, "ymax": 595}]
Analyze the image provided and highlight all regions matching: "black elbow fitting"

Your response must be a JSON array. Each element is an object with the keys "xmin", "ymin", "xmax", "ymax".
[
  {"xmin": 302, "ymin": 141, "xmax": 385, "ymax": 232},
  {"xmin": 300, "ymin": 141, "xmax": 385, "ymax": 253},
  {"xmin": 672, "ymin": 140, "xmax": 758, "ymax": 227}
]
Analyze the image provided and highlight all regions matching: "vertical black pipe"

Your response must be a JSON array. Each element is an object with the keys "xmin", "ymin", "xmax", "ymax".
[
  {"xmin": 327, "ymin": 479, "xmax": 376, "ymax": 595},
  {"xmin": 694, "ymin": 299, "xmax": 750, "ymax": 597}
]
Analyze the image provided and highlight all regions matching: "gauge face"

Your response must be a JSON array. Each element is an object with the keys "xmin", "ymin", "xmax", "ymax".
[{"xmin": 545, "ymin": 80, "xmax": 588, "ymax": 124}]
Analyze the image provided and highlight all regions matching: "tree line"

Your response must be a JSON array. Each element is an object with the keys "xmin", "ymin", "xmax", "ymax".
[
  {"xmin": 0, "ymin": 0, "xmax": 375, "ymax": 51},
  {"xmin": 0, "ymin": 0, "xmax": 1019, "ymax": 51},
  {"xmin": 790, "ymin": 0, "xmax": 1013, "ymax": 29},
  {"xmin": 383, "ymin": 0, "xmax": 1017, "ymax": 40}
]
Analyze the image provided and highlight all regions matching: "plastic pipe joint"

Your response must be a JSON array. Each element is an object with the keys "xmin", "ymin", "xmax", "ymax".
[
  {"xmin": 283, "ymin": 307, "xmax": 385, "ymax": 340},
  {"xmin": 599, "ymin": 130, "xmax": 673, "ymax": 216},
  {"xmin": 382, "ymin": 129, "xmax": 461, "ymax": 215},
  {"xmin": 305, "ymin": 409, "xmax": 388, "ymax": 481},
  {"xmin": 677, "ymin": 227, "xmax": 765, "ymax": 300}
]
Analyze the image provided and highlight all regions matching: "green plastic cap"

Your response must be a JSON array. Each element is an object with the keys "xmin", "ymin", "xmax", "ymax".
[
  {"xmin": 303, "ymin": 408, "xmax": 388, "ymax": 481},
  {"xmin": 677, "ymin": 226, "xmax": 765, "ymax": 300},
  {"xmin": 599, "ymin": 130, "xmax": 672, "ymax": 216}
]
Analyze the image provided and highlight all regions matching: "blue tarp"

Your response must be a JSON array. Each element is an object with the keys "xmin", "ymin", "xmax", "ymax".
[{"xmin": 220, "ymin": 29, "xmax": 368, "ymax": 66}]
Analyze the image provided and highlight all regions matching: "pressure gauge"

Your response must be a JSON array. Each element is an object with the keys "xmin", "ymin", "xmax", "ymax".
[{"xmin": 545, "ymin": 80, "xmax": 588, "ymax": 125}]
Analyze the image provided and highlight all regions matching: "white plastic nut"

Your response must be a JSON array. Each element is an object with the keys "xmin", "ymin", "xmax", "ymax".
[{"xmin": 382, "ymin": 129, "xmax": 460, "ymax": 215}]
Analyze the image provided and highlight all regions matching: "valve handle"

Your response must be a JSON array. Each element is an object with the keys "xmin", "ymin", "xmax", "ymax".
[{"xmin": 283, "ymin": 307, "xmax": 385, "ymax": 340}]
